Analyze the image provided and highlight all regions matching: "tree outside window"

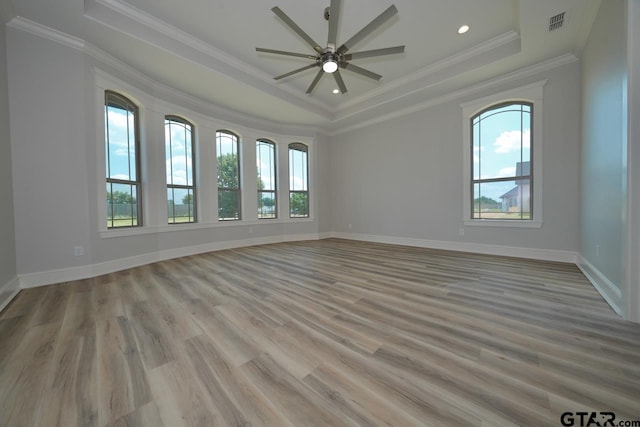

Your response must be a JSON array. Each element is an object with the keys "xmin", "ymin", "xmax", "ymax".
[{"xmin": 217, "ymin": 130, "xmax": 241, "ymax": 220}]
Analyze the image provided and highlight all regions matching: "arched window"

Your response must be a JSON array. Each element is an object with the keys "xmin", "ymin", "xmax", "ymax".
[
  {"xmin": 165, "ymin": 116, "xmax": 196, "ymax": 224},
  {"xmin": 257, "ymin": 139, "xmax": 277, "ymax": 219},
  {"xmin": 216, "ymin": 130, "xmax": 241, "ymax": 220},
  {"xmin": 105, "ymin": 91, "xmax": 141, "ymax": 228},
  {"xmin": 471, "ymin": 102, "xmax": 532, "ymax": 220},
  {"xmin": 289, "ymin": 142, "xmax": 309, "ymax": 218}
]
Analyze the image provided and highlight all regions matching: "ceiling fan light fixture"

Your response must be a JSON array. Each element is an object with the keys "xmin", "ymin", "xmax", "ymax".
[
  {"xmin": 258, "ymin": 2, "xmax": 404, "ymax": 94},
  {"xmin": 322, "ymin": 57, "xmax": 339, "ymax": 73}
]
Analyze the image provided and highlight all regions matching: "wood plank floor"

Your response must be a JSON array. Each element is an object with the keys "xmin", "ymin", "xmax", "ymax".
[{"xmin": 1, "ymin": 238, "xmax": 639, "ymax": 426}]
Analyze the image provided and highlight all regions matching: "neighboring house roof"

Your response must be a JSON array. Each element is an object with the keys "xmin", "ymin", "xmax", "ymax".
[
  {"xmin": 500, "ymin": 161, "xmax": 531, "ymax": 199},
  {"xmin": 500, "ymin": 186, "xmax": 520, "ymax": 199}
]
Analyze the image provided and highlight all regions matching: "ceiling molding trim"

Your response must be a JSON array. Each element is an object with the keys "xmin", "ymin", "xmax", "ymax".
[
  {"xmin": 92, "ymin": 64, "xmax": 322, "ymax": 138},
  {"xmin": 333, "ymin": 33, "xmax": 521, "ymax": 123},
  {"xmin": 84, "ymin": 0, "xmax": 333, "ymax": 119},
  {"xmin": 7, "ymin": 16, "xmax": 85, "ymax": 51},
  {"xmin": 7, "ymin": 15, "xmax": 322, "ymax": 137},
  {"xmin": 329, "ymin": 53, "xmax": 578, "ymax": 136},
  {"xmin": 338, "ymin": 30, "xmax": 522, "ymax": 112}
]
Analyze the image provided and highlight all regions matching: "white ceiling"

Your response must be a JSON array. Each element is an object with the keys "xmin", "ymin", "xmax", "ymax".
[{"xmin": 2, "ymin": 0, "xmax": 601, "ymax": 131}]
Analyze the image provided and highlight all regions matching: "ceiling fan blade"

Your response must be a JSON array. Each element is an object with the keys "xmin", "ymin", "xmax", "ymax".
[
  {"xmin": 344, "ymin": 45, "xmax": 405, "ymax": 60},
  {"xmin": 306, "ymin": 69, "xmax": 325, "ymax": 94},
  {"xmin": 338, "ymin": 5, "xmax": 398, "ymax": 54},
  {"xmin": 274, "ymin": 63, "xmax": 318, "ymax": 80},
  {"xmin": 333, "ymin": 69, "xmax": 347, "ymax": 94},
  {"xmin": 341, "ymin": 62, "xmax": 382, "ymax": 81},
  {"xmin": 256, "ymin": 47, "xmax": 316, "ymax": 60},
  {"xmin": 271, "ymin": 7, "xmax": 323, "ymax": 53},
  {"xmin": 327, "ymin": 0, "xmax": 341, "ymax": 48}
]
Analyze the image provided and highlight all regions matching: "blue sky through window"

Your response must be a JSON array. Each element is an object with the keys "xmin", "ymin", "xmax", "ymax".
[
  {"xmin": 106, "ymin": 106, "xmax": 137, "ymax": 182},
  {"xmin": 473, "ymin": 104, "xmax": 531, "ymax": 202}
]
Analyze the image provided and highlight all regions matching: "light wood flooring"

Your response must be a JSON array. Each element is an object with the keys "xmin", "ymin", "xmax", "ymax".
[{"xmin": 1, "ymin": 238, "xmax": 639, "ymax": 426}]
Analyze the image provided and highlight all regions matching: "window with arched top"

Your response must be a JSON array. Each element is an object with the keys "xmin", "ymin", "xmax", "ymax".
[
  {"xmin": 257, "ymin": 139, "xmax": 277, "ymax": 219},
  {"xmin": 289, "ymin": 142, "xmax": 309, "ymax": 218},
  {"xmin": 165, "ymin": 116, "xmax": 196, "ymax": 224},
  {"xmin": 105, "ymin": 90, "xmax": 142, "ymax": 228},
  {"xmin": 462, "ymin": 82, "xmax": 543, "ymax": 228},
  {"xmin": 217, "ymin": 130, "xmax": 241, "ymax": 220},
  {"xmin": 471, "ymin": 102, "xmax": 533, "ymax": 220}
]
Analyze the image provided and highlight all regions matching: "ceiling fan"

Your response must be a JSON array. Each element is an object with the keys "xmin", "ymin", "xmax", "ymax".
[{"xmin": 256, "ymin": 0, "xmax": 404, "ymax": 95}]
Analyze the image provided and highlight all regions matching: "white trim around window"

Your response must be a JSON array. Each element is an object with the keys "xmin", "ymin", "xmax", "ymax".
[{"xmin": 461, "ymin": 80, "xmax": 546, "ymax": 228}]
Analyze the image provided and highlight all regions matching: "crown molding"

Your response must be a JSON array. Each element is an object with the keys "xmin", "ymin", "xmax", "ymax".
[
  {"xmin": 330, "ymin": 53, "xmax": 578, "ymax": 136},
  {"xmin": 7, "ymin": 15, "xmax": 324, "ymax": 137},
  {"xmin": 338, "ymin": 30, "xmax": 521, "ymax": 113},
  {"xmin": 6, "ymin": 7, "xmax": 577, "ymax": 139},
  {"xmin": 84, "ymin": 0, "xmax": 332, "ymax": 120},
  {"xmin": 7, "ymin": 16, "xmax": 85, "ymax": 51},
  {"xmin": 82, "ymin": 0, "xmax": 526, "ymax": 129}
]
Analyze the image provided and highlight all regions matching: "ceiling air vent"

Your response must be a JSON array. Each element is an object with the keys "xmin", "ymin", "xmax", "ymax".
[{"xmin": 548, "ymin": 12, "xmax": 566, "ymax": 31}]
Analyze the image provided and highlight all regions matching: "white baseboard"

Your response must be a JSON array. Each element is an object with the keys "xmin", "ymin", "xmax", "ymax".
[
  {"xmin": 19, "ymin": 233, "xmax": 323, "ymax": 289},
  {"xmin": 576, "ymin": 255, "xmax": 623, "ymax": 315},
  {"xmin": 329, "ymin": 232, "xmax": 579, "ymax": 263},
  {"xmin": 0, "ymin": 275, "xmax": 20, "ymax": 312}
]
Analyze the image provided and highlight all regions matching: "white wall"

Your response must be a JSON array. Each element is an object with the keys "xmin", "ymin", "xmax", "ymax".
[
  {"xmin": 7, "ymin": 27, "xmax": 325, "ymax": 286},
  {"xmin": 329, "ymin": 62, "xmax": 581, "ymax": 258},
  {"xmin": 0, "ymin": 16, "xmax": 18, "ymax": 309},
  {"xmin": 579, "ymin": 0, "xmax": 627, "ymax": 314},
  {"xmin": 626, "ymin": 0, "xmax": 640, "ymax": 322},
  {"xmin": 8, "ymin": 29, "xmax": 92, "ymax": 276}
]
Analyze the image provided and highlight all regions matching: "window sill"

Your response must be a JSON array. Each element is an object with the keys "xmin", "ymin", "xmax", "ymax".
[
  {"xmin": 100, "ymin": 217, "xmax": 314, "ymax": 239},
  {"xmin": 463, "ymin": 219, "xmax": 542, "ymax": 229}
]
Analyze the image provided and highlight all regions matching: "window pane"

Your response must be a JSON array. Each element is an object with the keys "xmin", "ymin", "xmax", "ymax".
[
  {"xmin": 217, "ymin": 131, "xmax": 241, "ymax": 221},
  {"xmin": 290, "ymin": 192, "xmax": 308, "ymax": 218},
  {"xmin": 473, "ymin": 106, "xmax": 531, "ymax": 180},
  {"xmin": 165, "ymin": 119, "xmax": 193, "ymax": 186},
  {"xmin": 289, "ymin": 143, "xmax": 309, "ymax": 218},
  {"xmin": 473, "ymin": 179, "xmax": 531, "ymax": 220},
  {"xmin": 106, "ymin": 182, "xmax": 138, "ymax": 227},
  {"xmin": 218, "ymin": 189, "xmax": 240, "ymax": 220},
  {"xmin": 165, "ymin": 117, "xmax": 196, "ymax": 224},
  {"xmin": 471, "ymin": 102, "xmax": 532, "ymax": 221},
  {"xmin": 257, "ymin": 141, "xmax": 276, "ymax": 191},
  {"xmin": 105, "ymin": 91, "xmax": 141, "ymax": 228},
  {"xmin": 258, "ymin": 191, "xmax": 276, "ymax": 219},
  {"xmin": 289, "ymin": 144, "xmax": 308, "ymax": 191},
  {"xmin": 105, "ymin": 105, "xmax": 137, "ymax": 181},
  {"xmin": 257, "ymin": 140, "xmax": 277, "ymax": 219},
  {"xmin": 472, "ymin": 123, "xmax": 481, "ymax": 180},
  {"xmin": 167, "ymin": 187, "xmax": 195, "ymax": 224}
]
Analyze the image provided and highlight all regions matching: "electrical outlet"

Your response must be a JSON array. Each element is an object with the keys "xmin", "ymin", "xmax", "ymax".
[
  {"xmin": 596, "ymin": 244, "xmax": 600, "ymax": 257},
  {"xmin": 458, "ymin": 228, "xmax": 465, "ymax": 236},
  {"xmin": 74, "ymin": 246, "xmax": 84, "ymax": 256},
  {"xmin": 347, "ymin": 223, "xmax": 352, "ymax": 230}
]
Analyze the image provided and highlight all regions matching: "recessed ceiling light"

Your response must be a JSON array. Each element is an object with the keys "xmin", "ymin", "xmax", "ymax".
[
  {"xmin": 332, "ymin": 89, "xmax": 340, "ymax": 94},
  {"xmin": 458, "ymin": 25, "xmax": 470, "ymax": 34}
]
